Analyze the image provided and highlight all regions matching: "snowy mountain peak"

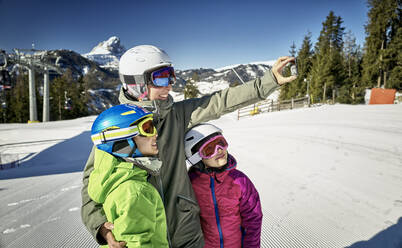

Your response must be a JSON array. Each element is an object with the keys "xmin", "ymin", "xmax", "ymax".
[
  {"xmin": 215, "ymin": 60, "xmax": 276, "ymax": 72},
  {"xmin": 87, "ymin": 36, "xmax": 125, "ymax": 57},
  {"xmin": 83, "ymin": 36, "xmax": 126, "ymax": 70}
]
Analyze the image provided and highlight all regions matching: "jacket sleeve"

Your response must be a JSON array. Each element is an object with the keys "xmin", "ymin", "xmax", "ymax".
[
  {"xmin": 239, "ymin": 174, "xmax": 263, "ymax": 248},
  {"xmin": 180, "ymin": 69, "xmax": 279, "ymax": 130},
  {"xmin": 112, "ymin": 187, "xmax": 167, "ymax": 247},
  {"xmin": 81, "ymin": 146, "xmax": 108, "ymax": 245}
]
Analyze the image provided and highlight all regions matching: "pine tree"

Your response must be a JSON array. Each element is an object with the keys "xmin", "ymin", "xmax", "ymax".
[
  {"xmin": 310, "ymin": 11, "xmax": 345, "ymax": 103},
  {"xmin": 10, "ymin": 72, "xmax": 30, "ymax": 123},
  {"xmin": 50, "ymin": 75, "xmax": 67, "ymax": 121},
  {"xmin": 338, "ymin": 30, "xmax": 364, "ymax": 103},
  {"xmin": 50, "ymin": 77, "xmax": 63, "ymax": 121},
  {"xmin": 289, "ymin": 42, "xmax": 297, "ymax": 57},
  {"xmin": 74, "ymin": 76, "xmax": 89, "ymax": 117},
  {"xmin": 386, "ymin": 1, "xmax": 402, "ymax": 89},
  {"xmin": 184, "ymin": 72, "xmax": 200, "ymax": 99},
  {"xmin": 63, "ymin": 69, "xmax": 77, "ymax": 120},
  {"xmin": 278, "ymin": 81, "xmax": 290, "ymax": 101},
  {"xmin": 362, "ymin": 0, "xmax": 400, "ymax": 88},
  {"xmin": 297, "ymin": 32, "xmax": 314, "ymax": 98},
  {"xmin": 387, "ymin": 24, "xmax": 402, "ymax": 89}
]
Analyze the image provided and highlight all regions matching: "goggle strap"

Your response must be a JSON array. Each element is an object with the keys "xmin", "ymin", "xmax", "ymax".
[
  {"xmin": 91, "ymin": 126, "xmax": 139, "ymax": 145},
  {"xmin": 91, "ymin": 116, "xmax": 155, "ymax": 145},
  {"xmin": 138, "ymin": 91, "xmax": 148, "ymax": 100},
  {"xmin": 187, "ymin": 152, "xmax": 202, "ymax": 165},
  {"xmin": 121, "ymin": 74, "xmax": 146, "ymax": 85}
]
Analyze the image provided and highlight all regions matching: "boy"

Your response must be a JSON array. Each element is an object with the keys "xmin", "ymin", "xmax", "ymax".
[{"xmin": 88, "ymin": 103, "xmax": 168, "ymax": 247}]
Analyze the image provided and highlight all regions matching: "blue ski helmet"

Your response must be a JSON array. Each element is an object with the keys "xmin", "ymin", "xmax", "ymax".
[{"xmin": 91, "ymin": 104, "xmax": 155, "ymax": 158}]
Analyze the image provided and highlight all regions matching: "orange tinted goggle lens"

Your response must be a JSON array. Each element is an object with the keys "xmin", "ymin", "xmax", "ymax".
[
  {"xmin": 200, "ymin": 136, "xmax": 228, "ymax": 158},
  {"xmin": 141, "ymin": 120, "xmax": 155, "ymax": 134}
]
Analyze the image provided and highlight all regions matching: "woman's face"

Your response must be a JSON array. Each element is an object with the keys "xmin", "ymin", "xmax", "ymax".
[
  {"xmin": 147, "ymin": 84, "xmax": 172, "ymax": 101},
  {"xmin": 202, "ymin": 147, "xmax": 228, "ymax": 168},
  {"xmin": 133, "ymin": 134, "xmax": 158, "ymax": 156}
]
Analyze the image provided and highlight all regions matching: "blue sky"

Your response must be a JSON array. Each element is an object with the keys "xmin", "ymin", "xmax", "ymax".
[{"xmin": 0, "ymin": 0, "xmax": 368, "ymax": 70}]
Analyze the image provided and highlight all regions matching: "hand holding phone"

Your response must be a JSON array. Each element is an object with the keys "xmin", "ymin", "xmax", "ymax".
[{"xmin": 290, "ymin": 58, "xmax": 298, "ymax": 76}]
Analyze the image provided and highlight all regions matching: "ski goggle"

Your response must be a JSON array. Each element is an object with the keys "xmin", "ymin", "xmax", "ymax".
[
  {"xmin": 186, "ymin": 135, "xmax": 228, "ymax": 165},
  {"xmin": 91, "ymin": 116, "xmax": 156, "ymax": 145},
  {"xmin": 150, "ymin": 66, "xmax": 176, "ymax": 87},
  {"xmin": 198, "ymin": 135, "xmax": 228, "ymax": 159},
  {"xmin": 135, "ymin": 116, "xmax": 157, "ymax": 137}
]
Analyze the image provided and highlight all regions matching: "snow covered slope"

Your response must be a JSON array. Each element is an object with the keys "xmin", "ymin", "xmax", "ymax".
[{"xmin": 0, "ymin": 104, "xmax": 401, "ymax": 247}]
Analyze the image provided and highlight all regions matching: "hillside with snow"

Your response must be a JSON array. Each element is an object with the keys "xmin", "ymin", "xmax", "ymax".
[
  {"xmin": 3, "ymin": 36, "xmax": 277, "ymax": 115},
  {"xmin": 1, "ymin": 104, "xmax": 402, "ymax": 248}
]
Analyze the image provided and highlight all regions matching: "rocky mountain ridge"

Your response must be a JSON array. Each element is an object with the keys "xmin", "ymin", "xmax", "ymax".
[{"xmin": 4, "ymin": 37, "xmax": 275, "ymax": 114}]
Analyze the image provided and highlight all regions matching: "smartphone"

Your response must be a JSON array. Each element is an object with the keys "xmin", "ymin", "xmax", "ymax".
[{"xmin": 290, "ymin": 58, "xmax": 298, "ymax": 76}]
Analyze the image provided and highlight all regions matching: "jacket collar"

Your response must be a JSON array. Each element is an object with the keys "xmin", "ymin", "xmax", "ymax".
[
  {"xmin": 194, "ymin": 154, "xmax": 237, "ymax": 182},
  {"xmin": 122, "ymin": 156, "xmax": 162, "ymax": 176}
]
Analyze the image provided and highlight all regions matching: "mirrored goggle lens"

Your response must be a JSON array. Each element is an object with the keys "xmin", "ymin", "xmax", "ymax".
[
  {"xmin": 200, "ymin": 136, "xmax": 228, "ymax": 158},
  {"xmin": 151, "ymin": 67, "xmax": 176, "ymax": 87}
]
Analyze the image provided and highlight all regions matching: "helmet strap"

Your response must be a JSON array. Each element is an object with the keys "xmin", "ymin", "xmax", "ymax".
[
  {"xmin": 138, "ymin": 91, "xmax": 148, "ymax": 101},
  {"xmin": 128, "ymin": 138, "xmax": 143, "ymax": 158},
  {"xmin": 133, "ymin": 148, "xmax": 143, "ymax": 157}
]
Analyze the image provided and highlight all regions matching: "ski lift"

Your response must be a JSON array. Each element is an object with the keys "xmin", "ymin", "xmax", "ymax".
[
  {"xmin": 0, "ymin": 69, "xmax": 11, "ymax": 90},
  {"xmin": 0, "ymin": 50, "xmax": 12, "ymax": 91},
  {"xmin": 0, "ymin": 50, "xmax": 6, "ymax": 68},
  {"xmin": 64, "ymin": 91, "xmax": 72, "ymax": 110}
]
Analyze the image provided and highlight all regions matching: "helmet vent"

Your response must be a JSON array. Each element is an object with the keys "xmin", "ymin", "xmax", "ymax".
[{"xmin": 185, "ymin": 136, "xmax": 194, "ymax": 141}]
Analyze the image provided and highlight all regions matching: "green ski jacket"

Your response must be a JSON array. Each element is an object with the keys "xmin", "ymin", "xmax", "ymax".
[
  {"xmin": 88, "ymin": 149, "xmax": 168, "ymax": 248},
  {"xmin": 81, "ymin": 70, "xmax": 279, "ymax": 248}
]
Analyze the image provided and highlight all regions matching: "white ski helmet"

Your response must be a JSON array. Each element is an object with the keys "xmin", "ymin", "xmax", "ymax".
[
  {"xmin": 119, "ymin": 45, "xmax": 173, "ymax": 100},
  {"xmin": 184, "ymin": 123, "xmax": 223, "ymax": 166}
]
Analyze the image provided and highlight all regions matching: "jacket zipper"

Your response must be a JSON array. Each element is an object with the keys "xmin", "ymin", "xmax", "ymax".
[{"xmin": 210, "ymin": 175, "xmax": 224, "ymax": 248}]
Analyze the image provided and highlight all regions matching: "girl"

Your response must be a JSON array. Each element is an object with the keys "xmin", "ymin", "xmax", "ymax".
[{"xmin": 184, "ymin": 123, "xmax": 263, "ymax": 248}]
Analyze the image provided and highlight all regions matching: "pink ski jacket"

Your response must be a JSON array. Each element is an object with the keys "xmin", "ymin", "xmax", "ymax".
[{"xmin": 188, "ymin": 154, "xmax": 263, "ymax": 248}]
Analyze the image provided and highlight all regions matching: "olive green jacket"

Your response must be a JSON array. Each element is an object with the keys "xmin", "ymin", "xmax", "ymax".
[
  {"xmin": 81, "ymin": 70, "xmax": 279, "ymax": 248},
  {"xmin": 88, "ymin": 149, "xmax": 168, "ymax": 247}
]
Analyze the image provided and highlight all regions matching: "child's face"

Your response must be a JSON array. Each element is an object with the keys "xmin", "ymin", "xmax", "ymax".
[
  {"xmin": 133, "ymin": 134, "xmax": 158, "ymax": 156},
  {"xmin": 202, "ymin": 148, "xmax": 228, "ymax": 168}
]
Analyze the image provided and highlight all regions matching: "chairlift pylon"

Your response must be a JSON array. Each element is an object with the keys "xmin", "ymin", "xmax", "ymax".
[{"xmin": 0, "ymin": 50, "xmax": 11, "ymax": 91}]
